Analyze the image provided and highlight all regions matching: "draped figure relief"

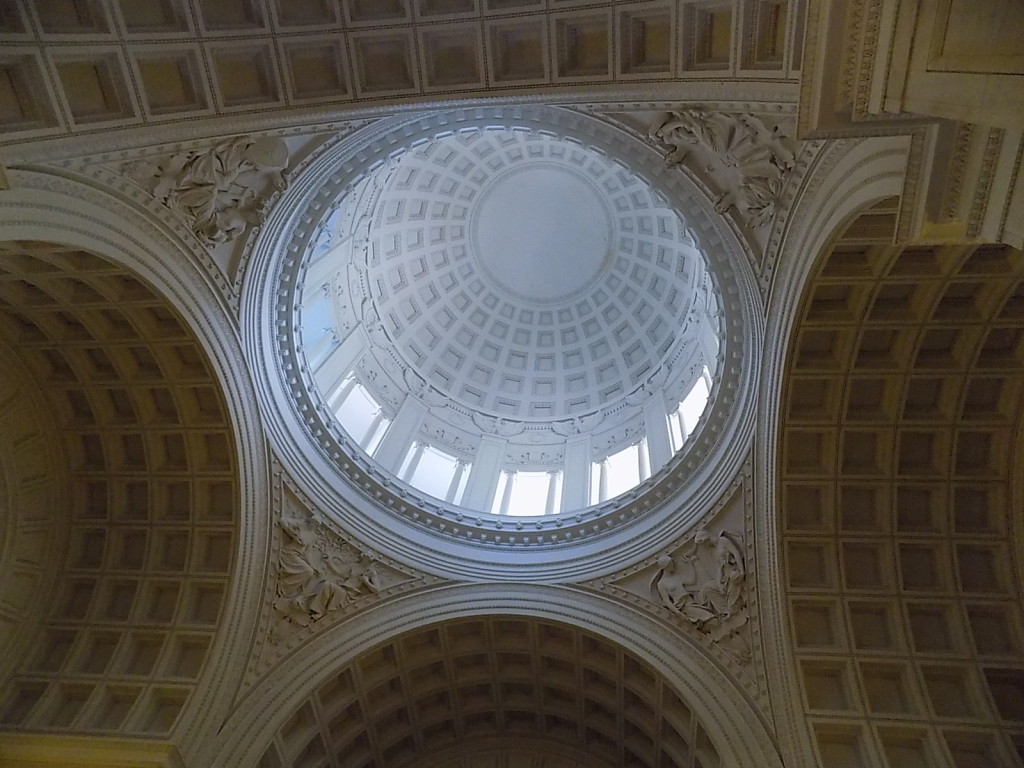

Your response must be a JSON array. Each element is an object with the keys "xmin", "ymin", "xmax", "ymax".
[{"xmin": 652, "ymin": 529, "xmax": 750, "ymax": 659}]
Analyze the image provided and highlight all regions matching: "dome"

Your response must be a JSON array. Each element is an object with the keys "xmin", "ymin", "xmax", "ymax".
[
  {"xmin": 296, "ymin": 123, "xmax": 720, "ymax": 516},
  {"xmin": 259, "ymin": 105, "xmax": 755, "ymax": 575}
]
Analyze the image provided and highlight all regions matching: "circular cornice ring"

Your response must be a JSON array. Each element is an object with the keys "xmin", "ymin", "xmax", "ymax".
[{"xmin": 243, "ymin": 105, "xmax": 764, "ymax": 581}]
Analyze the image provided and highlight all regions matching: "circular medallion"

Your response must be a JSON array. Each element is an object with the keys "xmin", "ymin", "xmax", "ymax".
[{"xmin": 471, "ymin": 163, "xmax": 613, "ymax": 306}]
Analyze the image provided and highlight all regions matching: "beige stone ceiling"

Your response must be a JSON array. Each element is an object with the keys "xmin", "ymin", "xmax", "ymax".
[
  {"xmin": 258, "ymin": 615, "xmax": 720, "ymax": 768},
  {"xmin": 779, "ymin": 200, "xmax": 1024, "ymax": 765},
  {"xmin": 0, "ymin": 242, "xmax": 238, "ymax": 739},
  {"xmin": 0, "ymin": 0, "xmax": 802, "ymax": 155}
]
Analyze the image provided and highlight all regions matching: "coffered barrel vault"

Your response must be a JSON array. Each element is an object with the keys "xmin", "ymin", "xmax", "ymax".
[
  {"xmin": 0, "ymin": 0, "xmax": 804, "ymax": 159},
  {"xmin": 1, "ymin": 2, "xmax": 1023, "ymax": 768}
]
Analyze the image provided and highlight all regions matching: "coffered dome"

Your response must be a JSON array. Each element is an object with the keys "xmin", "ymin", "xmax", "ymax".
[
  {"xmin": 297, "ymin": 123, "xmax": 720, "ymax": 516},
  {"xmin": 257, "ymin": 105, "xmax": 757, "ymax": 575},
  {"xmin": 361, "ymin": 128, "xmax": 713, "ymax": 421}
]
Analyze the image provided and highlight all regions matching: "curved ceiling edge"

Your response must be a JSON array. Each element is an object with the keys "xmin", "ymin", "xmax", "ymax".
[{"xmin": 751, "ymin": 138, "xmax": 910, "ymax": 768}]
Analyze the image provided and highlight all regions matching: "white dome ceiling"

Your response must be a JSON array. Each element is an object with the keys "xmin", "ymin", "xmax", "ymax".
[
  {"xmin": 358, "ymin": 127, "xmax": 710, "ymax": 424},
  {"xmin": 259, "ymin": 105, "xmax": 757, "ymax": 569}
]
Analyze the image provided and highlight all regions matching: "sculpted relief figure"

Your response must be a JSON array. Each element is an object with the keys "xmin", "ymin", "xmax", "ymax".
[
  {"xmin": 273, "ymin": 507, "xmax": 385, "ymax": 631},
  {"xmin": 652, "ymin": 529, "xmax": 746, "ymax": 635},
  {"xmin": 648, "ymin": 109, "xmax": 739, "ymax": 167},
  {"xmin": 648, "ymin": 109, "xmax": 796, "ymax": 228},
  {"xmin": 653, "ymin": 554, "xmax": 717, "ymax": 625},
  {"xmin": 129, "ymin": 135, "xmax": 289, "ymax": 244}
]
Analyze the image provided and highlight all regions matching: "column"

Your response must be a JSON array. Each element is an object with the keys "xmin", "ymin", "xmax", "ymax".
[
  {"xmin": 445, "ymin": 459, "xmax": 468, "ymax": 503},
  {"xmin": 643, "ymin": 396, "xmax": 673, "ymax": 473},
  {"xmin": 561, "ymin": 435, "xmax": 593, "ymax": 512},
  {"xmin": 697, "ymin": 320, "xmax": 720, "ymax": 370},
  {"xmin": 461, "ymin": 435, "xmax": 506, "ymax": 512},
  {"xmin": 302, "ymin": 281, "xmax": 330, "ymax": 312},
  {"xmin": 303, "ymin": 328, "xmax": 336, "ymax": 371},
  {"xmin": 304, "ymin": 238, "xmax": 351, "ymax": 289},
  {"xmin": 359, "ymin": 410, "xmax": 385, "ymax": 450},
  {"xmin": 497, "ymin": 470, "xmax": 516, "ymax": 515},
  {"xmin": 372, "ymin": 394, "xmax": 428, "ymax": 473},
  {"xmin": 401, "ymin": 442, "xmax": 426, "ymax": 482},
  {"xmin": 597, "ymin": 458, "xmax": 609, "ymax": 502},
  {"xmin": 326, "ymin": 375, "xmax": 357, "ymax": 411},
  {"xmin": 544, "ymin": 471, "xmax": 559, "ymax": 515},
  {"xmin": 314, "ymin": 326, "xmax": 368, "ymax": 396},
  {"xmin": 638, "ymin": 439, "xmax": 650, "ymax": 481}
]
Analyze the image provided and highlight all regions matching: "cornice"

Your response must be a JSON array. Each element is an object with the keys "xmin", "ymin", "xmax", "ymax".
[
  {"xmin": 967, "ymin": 127, "xmax": 1006, "ymax": 239},
  {"xmin": 0, "ymin": 82, "xmax": 799, "ymax": 166}
]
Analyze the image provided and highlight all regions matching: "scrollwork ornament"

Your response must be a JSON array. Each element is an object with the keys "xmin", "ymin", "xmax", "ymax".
[
  {"xmin": 647, "ymin": 109, "xmax": 796, "ymax": 230},
  {"xmin": 125, "ymin": 135, "xmax": 290, "ymax": 245}
]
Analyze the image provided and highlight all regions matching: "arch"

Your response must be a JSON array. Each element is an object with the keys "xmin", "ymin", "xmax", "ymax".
[
  {"xmin": 754, "ymin": 136, "xmax": 910, "ymax": 768},
  {"xmin": 209, "ymin": 583, "xmax": 782, "ymax": 768},
  {"xmin": 761, "ymin": 132, "xmax": 1024, "ymax": 764},
  {"xmin": 0, "ymin": 173, "xmax": 269, "ymax": 763}
]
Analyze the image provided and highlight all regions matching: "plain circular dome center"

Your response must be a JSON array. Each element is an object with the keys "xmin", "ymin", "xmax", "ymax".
[{"xmin": 471, "ymin": 164, "xmax": 612, "ymax": 305}]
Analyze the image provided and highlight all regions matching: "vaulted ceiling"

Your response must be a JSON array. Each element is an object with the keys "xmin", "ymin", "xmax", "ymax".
[{"xmin": 1, "ymin": 3, "xmax": 1023, "ymax": 768}]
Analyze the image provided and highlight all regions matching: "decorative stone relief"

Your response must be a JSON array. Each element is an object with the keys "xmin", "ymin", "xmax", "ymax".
[
  {"xmin": 268, "ymin": 494, "xmax": 414, "ymax": 646},
  {"xmin": 648, "ymin": 109, "xmax": 796, "ymax": 228},
  {"xmin": 549, "ymin": 412, "xmax": 605, "ymax": 437},
  {"xmin": 126, "ymin": 136, "xmax": 289, "ymax": 245},
  {"xmin": 593, "ymin": 468, "xmax": 761, "ymax": 684},
  {"xmin": 241, "ymin": 470, "xmax": 446, "ymax": 690},
  {"xmin": 651, "ymin": 529, "xmax": 749, "ymax": 659},
  {"xmin": 421, "ymin": 421, "xmax": 476, "ymax": 455},
  {"xmin": 275, "ymin": 510, "xmax": 382, "ymax": 625}
]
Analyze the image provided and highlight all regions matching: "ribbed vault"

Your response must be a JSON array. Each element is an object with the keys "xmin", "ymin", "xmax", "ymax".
[
  {"xmin": 0, "ymin": 242, "xmax": 238, "ymax": 738},
  {"xmin": 257, "ymin": 615, "xmax": 721, "ymax": 768},
  {"xmin": 779, "ymin": 201, "xmax": 1024, "ymax": 765}
]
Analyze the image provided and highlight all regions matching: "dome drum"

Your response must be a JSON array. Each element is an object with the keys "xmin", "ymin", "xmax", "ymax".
[{"xmin": 251, "ymin": 105, "xmax": 759, "ymax": 574}]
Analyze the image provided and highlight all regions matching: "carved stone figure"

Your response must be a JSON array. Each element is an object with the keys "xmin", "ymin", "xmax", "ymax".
[
  {"xmin": 272, "ymin": 507, "xmax": 385, "ymax": 629},
  {"xmin": 652, "ymin": 529, "xmax": 746, "ymax": 632},
  {"xmin": 647, "ymin": 109, "xmax": 796, "ymax": 229},
  {"xmin": 129, "ymin": 135, "xmax": 289, "ymax": 244},
  {"xmin": 654, "ymin": 554, "xmax": 717, "ymax": 625}
]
